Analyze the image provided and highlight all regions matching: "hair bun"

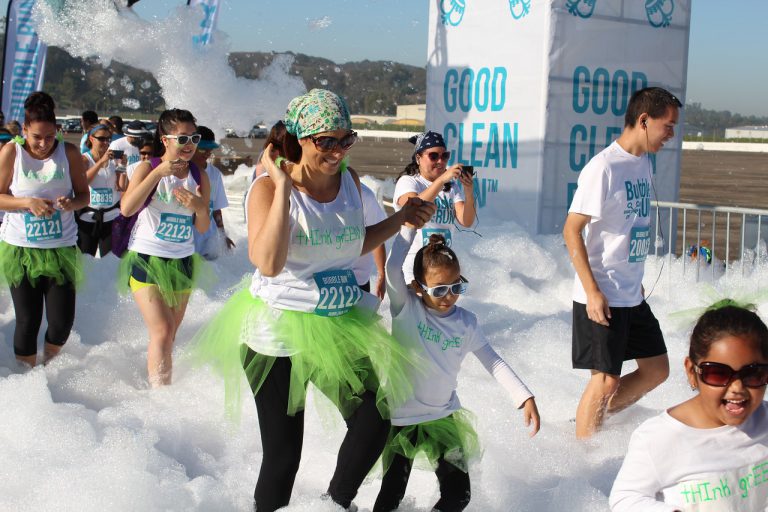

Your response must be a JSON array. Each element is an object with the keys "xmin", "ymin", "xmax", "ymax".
[
  {"xmin": 24, "ymin": 91, "xmax": 55, "ymax": 112},
  {"xmin": 427, "ymin": 233, "xmax": 447, "ymax": 246}
]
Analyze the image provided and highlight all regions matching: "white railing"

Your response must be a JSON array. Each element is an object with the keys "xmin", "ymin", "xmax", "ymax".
[{"xmin": 651, "ymin": 200, "xmax": 768, "ymax": 282}]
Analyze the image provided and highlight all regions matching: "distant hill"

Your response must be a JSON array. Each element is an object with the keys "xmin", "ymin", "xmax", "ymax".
[{"xmin": 30, "ymin": 46, "xmax": 426, "ymax": 117}]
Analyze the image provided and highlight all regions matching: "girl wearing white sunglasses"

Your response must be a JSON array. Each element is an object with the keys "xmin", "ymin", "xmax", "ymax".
[{"xmin": 373, "ymin": 228, "xmax": 541, "ymax": 512}]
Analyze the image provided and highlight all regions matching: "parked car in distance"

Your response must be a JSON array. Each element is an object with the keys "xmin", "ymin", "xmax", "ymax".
[
  {"xmin": 248, "ymin": 124, "xmax": 268, "ymax": 138},
  {"xmin": 62, "ymin": 119, "xmax": 82, "ymax": 133}
]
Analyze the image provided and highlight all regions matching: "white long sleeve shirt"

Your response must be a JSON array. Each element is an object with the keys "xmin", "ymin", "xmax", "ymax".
[
  {"xmin": 609, "ymin": 402, "xmax": 768, "ymax": 512},
  {"xmin": 386, "ymin": 227, "xmax": 533, "ymax": 426}
]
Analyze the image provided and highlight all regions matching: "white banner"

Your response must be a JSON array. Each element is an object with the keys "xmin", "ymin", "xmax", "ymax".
[
  {"xmin": 426, "ymin": 0, "xmax": 690, "ymax": 234},
  {"xmin": 1, "ymin": 0, "xmax": 48, "ymax": 122},
  {"xmin": 187, "ymin": 0, "xmax": 220, "ymax": 46}
]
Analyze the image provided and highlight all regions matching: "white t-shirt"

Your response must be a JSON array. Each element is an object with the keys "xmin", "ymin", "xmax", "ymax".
[
  {"xmin": 78, "ymin": 151, "xmax": 122, "ymax": 223},
  {"xmin": 351, "ymin": 183, "xmax": 387, "ymax": 286},
  {"xmin": 386, "ymin": 227, "xmax": 533, "ymax": 426},
  {"xmin": 393, "ymin": 173, "xmax": 465, "ymax": 282},
  {"xmin": 194, "ymin": 163, "xmax": 229, "ymax": 258},
  {"xmin": 128, "ymin": 169, "xmax": 199, "ymax": 259},
  {"xmin": 569, "ymin": 141, "xmax": 653, "ymax": 307},
  {"xmin": 245, "ymin": 170, "xmax": 378, "ymax": 356},
  {"xmin": 107, "ymin": 137, "xmax": 140, "ymax": 176},
  {"xmin": 609, "ymin": 402, "xmax": 768, "ymax": 512},
  {"xmin": 0, "ymin": 141, "xmax": 77, "ymax": 248}
]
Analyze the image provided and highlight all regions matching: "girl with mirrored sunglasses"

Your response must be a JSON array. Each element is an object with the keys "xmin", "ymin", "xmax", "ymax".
[
  {"xmin": 610, "ymin": 304, "xmax": 768, "ymax": 511},
  {"xmin": 394, "ymin": 130, "xmax": 477, "ymax": 282},
  {"xmin": 373, "ymin": 229, "xmax": 540, "ymax": 512}
]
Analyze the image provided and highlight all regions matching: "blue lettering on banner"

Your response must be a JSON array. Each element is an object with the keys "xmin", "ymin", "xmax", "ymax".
[
  {"xmin": 439, "ymin": 0, "xmax": 466, "ymax": 26},
  {"xmin": 646, "ymin": 0, "xmax": 674, "ymax": 28},
  {"xmin": 508, "ymin": 0, "xmax": 531, "ymax": 20},
  {"xmin": 7, "ymin": 0, "xmax": 45, "ymax": 121},
  {"xmin": 569, "ymin": 66, "xmax": 647, "ymax": 172},
  {"xmin": 313, "ymin": 269, "xmax": 362, "ymax": 317},
  {"xmin": 566, "ymin": 0, "xmax": 597, "ymax": 18}
]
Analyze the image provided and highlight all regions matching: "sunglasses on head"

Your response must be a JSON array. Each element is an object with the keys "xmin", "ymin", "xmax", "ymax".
[
  {"xmin": 92, "ymin": 135, "xmax": 111, "ymax": 143},
  {"xmin": 164, "ymin": 134, "xmax": 201, "ymax": 146},
  {"xmin": 308, "ymin": 131, "xmax": 357, "ymax": 152},
  {"xmin": 694, "ymin": 362, "xmax": 768, "ymax": 388},
  {"xmin": 418, "ymin": 276, "xmax": 469, "ymax": 298},
  {"xmin": 423, "ymin": 151, "xmax": 451, "ymax": 162}
]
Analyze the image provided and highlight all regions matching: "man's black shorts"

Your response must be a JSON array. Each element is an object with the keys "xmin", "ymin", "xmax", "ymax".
[{"xmin": 572, "ymin": 300, "xmax": 667, "ymax": 375}]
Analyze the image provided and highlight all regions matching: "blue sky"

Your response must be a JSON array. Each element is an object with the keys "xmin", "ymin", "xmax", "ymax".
[{"xmin": 3, "ymin": 0, "xmax": 767, "ymax": 116}]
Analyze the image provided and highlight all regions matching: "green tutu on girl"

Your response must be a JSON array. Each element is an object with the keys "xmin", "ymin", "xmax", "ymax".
[
  {"xmin": 0, "ymin": 242, "xmax": 83, "ymax": 288},
  {"xmin": 383, "ymin": 409, "xmax": 482, "ymax": 474},
  {"xmin": 117, "ymin": 250, "xmax": 211, "ymax": 308},
  {"xmin": 189, "ymin": 285, "xmax": 422, "ymax": 421}
]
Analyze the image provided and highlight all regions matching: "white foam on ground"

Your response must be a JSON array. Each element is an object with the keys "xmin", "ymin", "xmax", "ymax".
[
  {"xmin": 10, "ymin": 4, "xmax": 768, "ymax": 510},
  {"xmin": 1, "ymin": 185, "xmax": 766, "ymax": 511}
]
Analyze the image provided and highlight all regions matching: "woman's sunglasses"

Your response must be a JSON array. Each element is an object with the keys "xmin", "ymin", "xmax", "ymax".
[
  {"xmin": 694, "ymin": 362, "xmax": 768, "ymax": 388},
  {"xmin": 91, "ymin": 135, "xmax": 111, "ymax": 143},
  {"xmin": 308, "ymin": 131, "xmax": 357, "ymax": 152},
  {"xmin": 423, "ymin": 151, "xmax": 451, "ymax": 162},
  {"xmin": 418, "ymin": 276, "xmax": 469, "ymax": 298},
  {"xmin": 164, "ymin": 134, "xmax": 201, "ymax": 146}
]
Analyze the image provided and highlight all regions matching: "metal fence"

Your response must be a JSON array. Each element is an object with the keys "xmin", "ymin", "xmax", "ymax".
[{"xmin": 651, "ymin": 200, "xmax": 768, "ymax": 282}]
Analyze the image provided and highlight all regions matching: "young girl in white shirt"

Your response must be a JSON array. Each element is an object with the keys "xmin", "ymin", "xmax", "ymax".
[
  {"xmin": 373, "ymin": 228, "xmax": 540, "ymax": 512},
  {"xmin": 610, "ymin": 304, "xmax": 768, "ymax": 512}
]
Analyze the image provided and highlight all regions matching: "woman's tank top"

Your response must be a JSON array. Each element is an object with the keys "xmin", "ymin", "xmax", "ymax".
[{"xmin": 79, "ymin": 151, "xmax": 121, "ymax": 223}]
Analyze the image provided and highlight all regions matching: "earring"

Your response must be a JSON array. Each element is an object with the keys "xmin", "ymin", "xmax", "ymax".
[{"xmin": 690, "ymin": 384, "xmax": 697, "ymax": 391}]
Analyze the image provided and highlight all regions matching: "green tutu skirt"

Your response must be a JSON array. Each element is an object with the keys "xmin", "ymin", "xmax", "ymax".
[
  {"xmin": 189, "ymin": 286, "xmax": 421, "ymax": 421},
  {"xmin": 117, "ymin": 250, "xmax": 210, "ymax": 307},
  {"xmin": 383, "ymin": 410, "xmax": 482, "ymax": 473},
  {"xmin": 0, "ymin": 242, "xmax": 83, "ymax": 288}
]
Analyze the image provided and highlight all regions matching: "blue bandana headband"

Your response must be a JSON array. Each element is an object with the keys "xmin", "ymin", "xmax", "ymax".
[
  {"xmin": 409, "ymin": 130, "xmax": 446, "ymax": 158},
  {"xmin": 88, "ymin": 124, "xmax": 110, "ymax": 136}
]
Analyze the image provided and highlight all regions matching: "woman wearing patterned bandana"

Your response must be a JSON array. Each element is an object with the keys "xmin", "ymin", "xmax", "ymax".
[
  {"xmin": 0, "ymin": 92, "xmax": 90, "ymax": 366},
  {"xmin": 394, "ymin": 130, "xmax": 476, "ymax": 282},
  {"xmin": 191, "ymin": 89, "xmax": 435, "ymax": 512}
]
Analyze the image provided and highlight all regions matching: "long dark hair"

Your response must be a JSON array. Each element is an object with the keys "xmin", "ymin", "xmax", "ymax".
[
  {"xmin": 24, "ymin": 91, "xmax": 56, "ymax": 126},
  {"xmin": 152, "ymin": 108, "xmax": 197, "ymax": 157},
  {"xmin": 263, "ymin": 121, "xmax": 287, "ymax": 157}
]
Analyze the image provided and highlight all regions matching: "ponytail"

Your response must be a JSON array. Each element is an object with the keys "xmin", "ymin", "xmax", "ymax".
[{"xmin": 413, "ymin": 233, "xmax": 460, "ymax": 283}]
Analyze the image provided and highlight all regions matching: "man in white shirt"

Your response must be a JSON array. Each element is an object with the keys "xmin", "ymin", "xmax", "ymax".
[{"xmin": 563, "ymin": 87, "xmax": 682, "ymax": 439}]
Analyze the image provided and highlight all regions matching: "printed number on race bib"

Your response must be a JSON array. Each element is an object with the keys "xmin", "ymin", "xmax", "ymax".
[
  {"xmin": 313, "ymin": 269, "xmax": 363, "ymax": 317},
  {"xmin": 24, "ymin": 211, "xmax": 63, "ymax": 242},
  {"xmin": 155, "ymin": 213, "xmax": 193, "ymax": 243},
  {"xmin": 90, "ymin": 187, "xmax": 114, "ymax": 207},
  {"xmin": 422, "ymin": 228, "xmax": 452, "ymax": 247},
  {"xmin": 628, "ymin": 226, "xmax": 650, "ymax": 263}
]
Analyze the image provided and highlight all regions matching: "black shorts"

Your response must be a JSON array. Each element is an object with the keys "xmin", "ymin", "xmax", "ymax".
[
  {"xmin": 129, "ymin": 252, "xmax": 194, "ymax": 284},
  {"xmin": 572, "ymin": 300, "xmax": 667, "ymax": 375}
]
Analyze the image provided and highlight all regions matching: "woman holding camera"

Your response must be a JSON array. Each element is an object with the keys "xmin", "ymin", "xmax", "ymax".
[
  {"xmin": 76, "ymin": 123, "xmax": 126, "ymax": 257},
  {"xmin": 393, "ymin": 131, "xmax": 476, "ymax": 281}
]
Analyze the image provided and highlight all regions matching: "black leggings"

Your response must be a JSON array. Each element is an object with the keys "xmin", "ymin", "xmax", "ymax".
[
  {"xmin": 245, "ymin": 350, "xmax": 390, "ymax": 512},
  {"xmin": 373, "ymin": 426, "xmax": 471, "ymax": 512},
  {"xmin": 76, "ymin": 217, "xmax": 114, "ymax": 257},
  {"xmin": 10, "ymin": 275, "xmax": 76, "ymax": 357}
]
